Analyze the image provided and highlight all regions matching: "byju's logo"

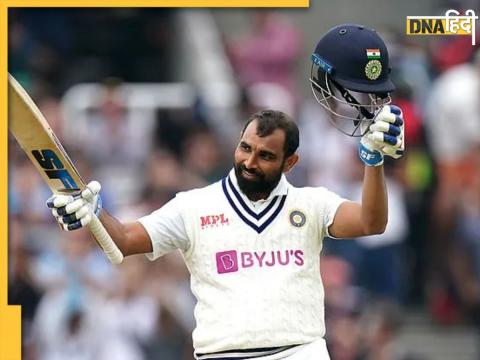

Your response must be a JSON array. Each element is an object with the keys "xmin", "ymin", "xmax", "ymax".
[
  {"xmin": 216, "ymin": 250, "xmax": 239, "ymax": 274},
  {"xmin": 215, "ymin": 249, "xmax": 304, "ymax": 274},
  {"xmin": 200, "ymin": 214, "xmax": 229, "ymax": 229}
]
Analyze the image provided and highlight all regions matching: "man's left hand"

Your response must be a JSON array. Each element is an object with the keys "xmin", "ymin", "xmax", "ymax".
[{"xmin": 358, "ymin": 105, "xmax": 405, "ymax": 167}]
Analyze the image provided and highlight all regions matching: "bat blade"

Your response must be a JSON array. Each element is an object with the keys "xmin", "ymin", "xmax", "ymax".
[
  {"xmin": 8, "ymin": 74, "xmax": 124, "ymax": 265},
  {"xmin": 9, "ymin": 74, "xmax": 84, "ymax": 194}
]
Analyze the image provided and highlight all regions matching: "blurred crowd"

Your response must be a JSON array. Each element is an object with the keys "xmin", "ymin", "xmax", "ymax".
[{"xmin": 8, "ymin": 7, "xmax": 480, "ymax": 360}]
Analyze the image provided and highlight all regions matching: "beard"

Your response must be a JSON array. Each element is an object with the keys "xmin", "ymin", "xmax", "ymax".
[{"xmin": 234, "ymin": 162, "xmax": 284, "ymax": 200}]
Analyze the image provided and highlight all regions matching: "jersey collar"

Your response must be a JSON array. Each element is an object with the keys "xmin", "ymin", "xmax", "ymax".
[
  {"xmin": 228, "ymin": 168, "xmax": 289, "ymax": 203},
  {"xmin": 221, "ymin": 169, "xmax": 289, "ymax": 233}
]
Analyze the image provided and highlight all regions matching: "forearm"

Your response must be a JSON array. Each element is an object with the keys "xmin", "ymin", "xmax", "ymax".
[
  {"xmin": 96, "ymin": 210, "xmax": 152, "ymax": 256},
  {"xmin": 95, "ymin": 210, "xmax": 129, "ymax": 255},
  {"xmin": 361, "ymin": 165, "xmax": 388, "ymax": 234}
]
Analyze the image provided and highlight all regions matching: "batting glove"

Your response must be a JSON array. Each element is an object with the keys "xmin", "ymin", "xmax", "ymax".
[
  {"xmin": 358, "ymin": 105, "xmax": 405, "ymax": 167},
  {"xmin": 47, "ymin": 181, "xmax": 103, "ymax": 231}
]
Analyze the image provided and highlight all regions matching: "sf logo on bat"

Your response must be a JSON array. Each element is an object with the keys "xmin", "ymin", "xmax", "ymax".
[{"xmin": 31, "ymin": 149, "xmax": 79, "ymax": 190}]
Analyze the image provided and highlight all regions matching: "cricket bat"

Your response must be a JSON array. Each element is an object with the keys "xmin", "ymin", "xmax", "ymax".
[{"xmin": 8, "ymin": 74, "xmax": 124, "ymax": 265}]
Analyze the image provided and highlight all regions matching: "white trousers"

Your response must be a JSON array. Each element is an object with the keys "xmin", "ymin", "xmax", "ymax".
[{"xmin": 254, "ymin": 339, "xmax": 330, "ymax": 360}]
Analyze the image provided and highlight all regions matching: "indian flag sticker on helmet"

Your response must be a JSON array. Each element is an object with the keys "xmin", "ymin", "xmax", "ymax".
[
  {"xmin": 366, "ymin": 48, "xmax": 381, "ymax": 59},
  {"xmin": 365, "ymin": 59, "xmax": 382, "ymax": 80}
]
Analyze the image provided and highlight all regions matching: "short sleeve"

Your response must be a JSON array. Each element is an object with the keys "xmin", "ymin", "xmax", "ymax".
[
  {"xmin": 320, "ymin": 188, "xmax": 348, "ymax": 239},
  {"xmin": 138, "ymin": 195, "xmax": 190, "ymax": 261}
]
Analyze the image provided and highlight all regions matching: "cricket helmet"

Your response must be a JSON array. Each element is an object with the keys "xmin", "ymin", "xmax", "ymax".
[{"xmin": 310, "ymin": 24, "xmax": 395, "ymax": 136}]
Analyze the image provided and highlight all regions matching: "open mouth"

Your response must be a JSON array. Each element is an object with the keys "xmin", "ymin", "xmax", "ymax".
[{"xmin": 242, "ymin": 170, "xmax": 260, "ymax": 180}]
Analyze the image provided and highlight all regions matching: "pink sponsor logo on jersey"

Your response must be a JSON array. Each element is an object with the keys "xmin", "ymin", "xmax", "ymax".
[
  {"xmin": 215, "ymin": 249, "xmax": 304, "ymax": 274},
  {"xmin": 216, "ymin": 250, "xmax": 239, "ymax": 273}
]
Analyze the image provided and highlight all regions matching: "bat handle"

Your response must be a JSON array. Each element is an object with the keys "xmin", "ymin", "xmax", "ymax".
[{"xmin": 88, "ymin": 215, "xmax": 124, "ymax": 265}]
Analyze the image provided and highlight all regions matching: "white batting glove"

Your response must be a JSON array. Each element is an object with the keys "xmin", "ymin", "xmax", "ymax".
[
  {"xmin": 358, "ymin": 105, "xmax": 405, "ymax": 166},
  {"xmin": 46, "ymin": 181, "xmax": 103, "ymax": 231}
]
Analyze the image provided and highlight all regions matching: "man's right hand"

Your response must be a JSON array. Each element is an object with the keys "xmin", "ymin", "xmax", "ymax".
[{"xmin": 47, "ymin": 181, "xmax": 103, "ymax": 231}]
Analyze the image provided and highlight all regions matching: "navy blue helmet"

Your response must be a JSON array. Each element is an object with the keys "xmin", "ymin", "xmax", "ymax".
[{"xmin": 310, "ymin": 24, "xmax": 395, "ymax": 136}]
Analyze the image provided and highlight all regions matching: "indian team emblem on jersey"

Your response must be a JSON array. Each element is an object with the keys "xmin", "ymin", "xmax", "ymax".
[
  {"xmin": 365, "ymin": 59, "xmax": 382, "ymax": 80},
  {"xmin": 289, "ymin": 210, "xmax": 306, "ymax": 228}
]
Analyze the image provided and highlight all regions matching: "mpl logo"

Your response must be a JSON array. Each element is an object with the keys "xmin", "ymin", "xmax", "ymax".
[
  {"xmin": 215, "ymin": 249, "xmax": 304, "ymax": 274},
  {"xmin": 200, "ymin": 214, "xmax": 229, "ymax": 229}
]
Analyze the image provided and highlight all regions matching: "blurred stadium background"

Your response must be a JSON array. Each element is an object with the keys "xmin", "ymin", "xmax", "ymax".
[{"xmin": 7, "ymin": 3, "xmax": 480, "ymax": 360}]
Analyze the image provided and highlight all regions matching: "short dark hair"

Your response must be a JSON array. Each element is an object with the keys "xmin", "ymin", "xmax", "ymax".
[{"xmin": 241, "ymin": 110, "xmax": 299, "ymax": 158}]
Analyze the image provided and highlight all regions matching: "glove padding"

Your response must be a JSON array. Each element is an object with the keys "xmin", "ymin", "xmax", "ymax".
[
  {"xmin": 359, "ymin": 105, "xmax": 405, "ymax": 166},
  {"xmin": 47, "ymin": 181, "xmax": 103, "ymax": 231}
]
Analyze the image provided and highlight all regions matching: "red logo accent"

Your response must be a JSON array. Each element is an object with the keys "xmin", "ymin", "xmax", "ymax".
[{"xmin": 200, "ymin": 214, "xmax": 229, "ymax": 229}]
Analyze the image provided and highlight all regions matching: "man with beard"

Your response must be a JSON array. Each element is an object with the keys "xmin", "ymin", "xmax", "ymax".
[{"xmin": 47, "ymin": 24, "xmax": 405, "ymax": 360}]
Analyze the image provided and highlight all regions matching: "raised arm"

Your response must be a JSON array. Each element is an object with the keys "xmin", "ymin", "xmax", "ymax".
[
  {"xmin": 97, "ymin": 211, "xmax": 152, "ymax": 256},
  {"xmin": 47, "ymin": 181, "xmax": 153, "ymax": 258},
  {"xmin": 328, "ymin": 166, "xmax": 387, "ymax": 238},
  {"xmin": 328, "ymin": 105, "xmax": 405, "ymax": 239}
]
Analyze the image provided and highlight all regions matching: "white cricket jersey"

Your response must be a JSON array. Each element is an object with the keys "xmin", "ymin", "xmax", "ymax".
[{"xmin": 139, "ymin": 170, "xmax": 346, "ymax": 356}]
